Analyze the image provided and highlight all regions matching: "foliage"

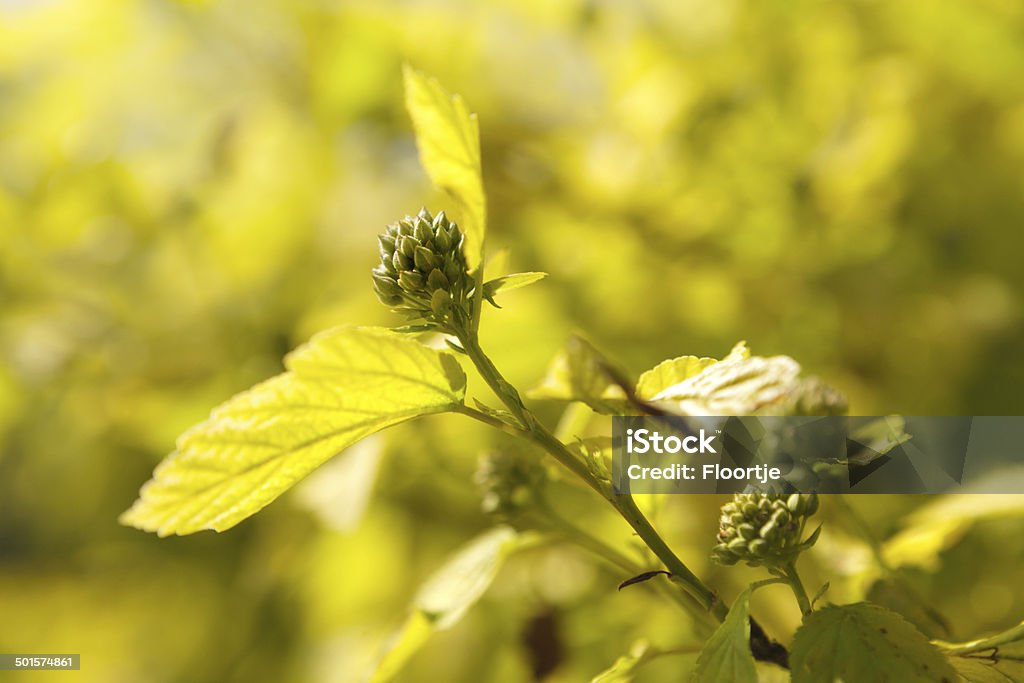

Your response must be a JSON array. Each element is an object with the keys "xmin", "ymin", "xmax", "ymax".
[{"xmin": 3, "ymin": 2, "xmax": 1024, "ymax": 682}]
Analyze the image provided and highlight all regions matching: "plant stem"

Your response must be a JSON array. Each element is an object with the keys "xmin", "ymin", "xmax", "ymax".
[
  {"xmin": 454, "ymin": 326, "xmax": 725, "ymax": 620},
  {"xmin": 455, "ymin": 404, "xmax": 529, "ymax": 438},
  {"xmin": 534, "ymin": 499, "xmax": 715, "ymax": 629},
  {"xmin": 782, "ymin": 561, "xmax": 812, "ymax": 616}
]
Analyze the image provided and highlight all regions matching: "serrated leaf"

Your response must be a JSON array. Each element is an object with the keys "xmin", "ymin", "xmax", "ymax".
[
  {"xmin": 403, "ymin": 65, "xmax": 485, "ymax": 271},
  {"xmin": 949, "ymin": 656, "xmax": 1024, "ymax": 682},
  {"xmin": 635, "ymin": 354, "xmax": 720, "ymax": 400},
  {"xmin": 692, "ymin": 587, "xmax": 757, "ymax": 683},
  {"xmin": 482, "ymin": 272, "xmax": 547, "ymax": 302},
  {"xmin": 121, "ymin": 327, "xmax": 466, "ymax": 536},
  {"xmin": 650, "ymin": 342, "xmax": 808, "ymax": 416},
  {"xmin": 790, "ymin": 603, "xmax": 957, "ymax": 683},
  {"xmin": 527, "ymin": 336, "xmax": 630, "ymax": 414},
  {"xmin": 370, "ymin": 527, "xmax": 520, "ymax": 683}
]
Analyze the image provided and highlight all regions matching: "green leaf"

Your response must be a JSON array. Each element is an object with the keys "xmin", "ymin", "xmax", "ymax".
[
  {"xmin": 692, "ymin": 587, "xmax": 758, "ymax": 683},
  {"xmin": 120, "ymin": 327, "xmax": 466, "ymax": 536},
  {"xmin": 649, "ymin": 342, "xmax": 824, "ymax": 416},
  {"xmin": 403, "ymin": 65, "xmax": 485, "ymax": 271},
  {"xmin": 635, "ymin": 353, "xmax": 721, "ymax": 400},
  {"xmin": 591, "ymin": 641, "xmax": 655, "ymax": 682},
  {"xmin": 940, "ymin": 619, "xmax": 1024, "ymax": 681},
  {"xmin": 481, "ymin": 271, "xmax": 548, "ymax": 304},
  {"xmin": 949, "ymin": 656, "xmax": 1024, "ymax": 682},
  {"xmin": 527, "ymin": 335, "xmax": 630, "ymax": 414},
  {"xmin": 591, "ymin": 642, "xmax": 700, "ymax": 682},
  {"xmin": 370, "ymin": 527, "xmax": 520, "ymax": 683},
  {"xmin": 790, "ymin": 603, "xmax": 957, "ymax": 683},
  {"xmin": 884, "ymin": 485, "xmax": 1024, "ymax": 570}
]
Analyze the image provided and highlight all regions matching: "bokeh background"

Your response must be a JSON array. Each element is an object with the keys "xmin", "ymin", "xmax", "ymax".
[{"xmin": 2, "ymin": 0, "xmax": 1023, "ymax": 681}]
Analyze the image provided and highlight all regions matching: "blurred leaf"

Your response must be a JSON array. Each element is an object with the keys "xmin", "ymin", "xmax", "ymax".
[
  {"xmin": 692, "ymin": 586, "xmax": 757, "ymax": 683},
  {"xmin": 293, "ymin": 435, "xmax": 383, "ymax": 532},
  {"xmin": 884, "ymin": 487, "xmax": 1024, "ymax": 570},
  {"xmin": 527, "ymin": 336, "xmax": 630, "ymax": 414},
  {"xmin": 790, "ymin": 603, "xmax": 956, "ymax": 682},
  {"xmin": 370, "ymin": 527, "xmax": 521, "ymax": 682},
  {"xmin": 591, "ymin": 641, "xmax": 656, "ymax": 682},
  {"xmin": 866, "ymin": 578, "xmax": 951, "ymax": 640},
  {"xmin": 482, "ymin": 272, "xmax": 548, "ymax": 305},
  {"xmin": 591, "ymin": 641, "xmax": 701, "ymax": 682},
  {"xmin": 848, "ymin": 416, "xmax": 912, "ymax": 463},
  {"xmin": 121, "ymin": 327, "xmax": 466, "ymax": 536},
  {"xmin": 403, "ymin": 64, "xmax": 485, "ymax": 271}
]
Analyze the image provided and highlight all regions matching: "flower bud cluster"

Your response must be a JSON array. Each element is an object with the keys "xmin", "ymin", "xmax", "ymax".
[
  {"xmin": 372, "ymin": 208, "xmax": 473, "ymax": 325},
  {"xmin": 711, "ymin": 493, "xmax": 820, "ymax": 569}
]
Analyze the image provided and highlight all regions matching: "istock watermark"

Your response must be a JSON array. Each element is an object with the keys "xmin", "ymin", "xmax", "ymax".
[{"xmin": 613, "ymin": 415, "xmax": 1024, "ymax": 494}]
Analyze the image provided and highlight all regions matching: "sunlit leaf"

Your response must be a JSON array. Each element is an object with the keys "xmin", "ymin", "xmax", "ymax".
[
  {"xmin": 692, "ymin": 587, "xmax": 757, "ymax": 683},
  {"xmin": 649, "ymin": 342, "xmax": 843, "ymax": 416},
  {"xmin": 120, "ymin": 327, "xmax": 466, "ymax": 536},
  {"xmin": 790, "ymin": 603, "xmax": 956, "ymax": 682},
  {"xmin": 527, "ymin": 336, "xmax": 630, "ymax": 414},
  {"xmin": 370, "ymin": 527, "xmax": 520, "ymax": 682},
  {"xmin": 403, "ymin": 64, "xmax": 485, "ymax": 271},
  {"xmin": 635, "ymin": 352, "xmax": 722, "ymax": 400}
]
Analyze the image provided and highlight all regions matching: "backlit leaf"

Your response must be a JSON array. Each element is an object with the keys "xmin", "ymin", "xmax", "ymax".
[
  {"xmin": 370, "ymin": 527, "xmax": 520, "ymax": 682},
  {"xmin": 121, "ymin": 327, "xmax": 466, "ymax": 536},
  {"xmin": 527, "ymin": 335, "xmax": 630, "ymax": 414},
  {"xmin": 403, "ymin": 65, "xmax": 486, "ymax": 271}
]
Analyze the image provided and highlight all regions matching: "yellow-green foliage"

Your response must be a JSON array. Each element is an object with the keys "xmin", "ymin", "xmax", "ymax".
[{"xmin": 2, "ymin": 1, "xmax": 1023, "ymax": 681}]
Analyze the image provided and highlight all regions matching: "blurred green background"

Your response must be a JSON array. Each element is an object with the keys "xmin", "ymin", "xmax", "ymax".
[{"xmin": 2, "ymin": 0, "xmax": 1023, "ymax": 681}]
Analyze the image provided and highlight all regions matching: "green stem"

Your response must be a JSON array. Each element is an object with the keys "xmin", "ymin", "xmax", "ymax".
[
  {"xmin": 534, "ymin": 500, "xmax": 716, "ymax": 631},
  {"xmin": 455, "ymin": 404, "xmax": 529, "ymax": 438},
  {"xmin": 454, "ymin": 325, "xmax": 725, "ymax": 620},
  {"xmin": 782, "ymin": 561, "xmax": 812, "ymax": 616}
]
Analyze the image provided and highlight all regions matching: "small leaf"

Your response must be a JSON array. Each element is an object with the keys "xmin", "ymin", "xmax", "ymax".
[
  {"xmin": 481, "ymin": 272, "xmax": 548, "ymax": 302},
  {"xmin": 121, "ymin": 327, "xmax": 466, "ymax": 536},
  {"xmin": 527, "ymin": 336, "xmax": 631, "ymax": 414},
  {"xmin": 790, "ymin": 603, "xmax": 957, "ymax": 683},
  {"xmin": 403, "ymin": 65, "xmax": 485, "ymax": 271},
  {"xmin": 618, "ymin": 570, "xmax": 671, "ymax": 591},
  {"xmin": 810, "ymin": 581, "xmax": 830, "ymax": 609},
  {"xmin": 692, "ymin": 587, "xmax": 758, "ymax": 683},
  {"xmin": 635, "ymin": 354, "xmax": 720, "ymax": 401},
  {"xmin": 369, "ymin": 527, "xmax": 520, "ymax": 682}
]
